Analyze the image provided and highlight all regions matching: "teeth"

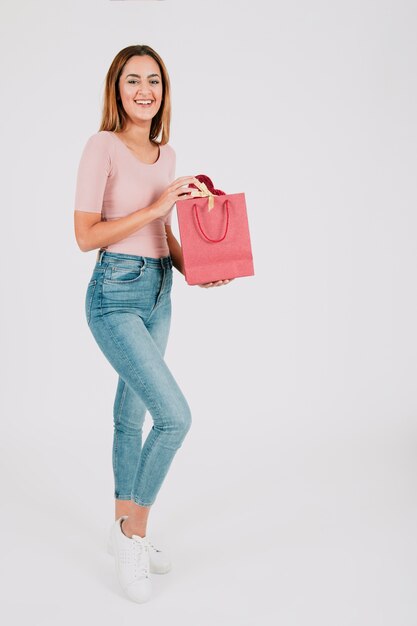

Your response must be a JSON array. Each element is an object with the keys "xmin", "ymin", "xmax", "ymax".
[{"xmin": 135, "ymin": 100, "xmax": 152, "ymax": 104}]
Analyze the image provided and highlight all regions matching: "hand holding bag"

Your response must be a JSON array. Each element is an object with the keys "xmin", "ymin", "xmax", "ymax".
[{"xmin": 176, "ymin": 176, "xmax": 255, "ymax": 285}]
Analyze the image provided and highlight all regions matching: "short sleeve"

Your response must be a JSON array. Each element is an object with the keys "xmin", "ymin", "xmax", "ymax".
[
  {"xmin": 74, "ymin": 133, "xmax": 112, "ymax": 213},
  {"xmin": 164, "ymin": 147, "xmax": 176, "ymax": 226}
]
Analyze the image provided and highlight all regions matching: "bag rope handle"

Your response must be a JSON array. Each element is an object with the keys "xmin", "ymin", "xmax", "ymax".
[{"xmin": 193, "ymin": 199, "xmax": 230, "ymax": 243}]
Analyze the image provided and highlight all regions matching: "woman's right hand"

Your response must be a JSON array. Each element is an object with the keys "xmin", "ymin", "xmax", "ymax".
[{"xmin": 151, "ymin": 177, "xmax": 201, "ymax": 219}]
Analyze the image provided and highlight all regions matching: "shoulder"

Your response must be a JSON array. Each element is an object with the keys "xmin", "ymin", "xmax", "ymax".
[
  {"xmin": 161, "ymin": 142, "xmax": 176, "ymax": 160},
  {"xmin": 79, "ymin": 131, "xmax": 114, "ymax": 156},
  {"xmin": 84, "ymin": 130, "xmax": 113, "ymax": 148},
  {"xmin": 78, "ymin": 131, "xmax": 113, "ymax": 174}
]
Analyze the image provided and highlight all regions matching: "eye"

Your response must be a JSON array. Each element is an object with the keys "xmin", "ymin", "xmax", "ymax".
[{"xmin": 127, "ymin": 80, "xmax": 160, "ymax": 85}]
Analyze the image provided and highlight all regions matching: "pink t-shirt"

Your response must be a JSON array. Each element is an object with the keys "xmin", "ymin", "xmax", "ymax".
[{"xmin": 74, "ymin": 130, "xmax": 176, "ymax": 258}]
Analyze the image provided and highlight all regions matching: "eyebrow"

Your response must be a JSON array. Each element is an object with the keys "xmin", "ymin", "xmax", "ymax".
[{"xmin": 125, "ymin": 73, "xmax": 160, "ymax": 79}]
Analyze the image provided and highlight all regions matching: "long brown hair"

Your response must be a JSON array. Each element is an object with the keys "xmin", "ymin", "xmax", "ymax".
[{"xmin": 99, "ymin": 45, "xmax": 171, "ymax": 145}]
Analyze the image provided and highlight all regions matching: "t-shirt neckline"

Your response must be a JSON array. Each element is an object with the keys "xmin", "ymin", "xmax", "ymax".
[{"xmin": 109, "ymin": 131, "xmax": 162, "ymax": 166}]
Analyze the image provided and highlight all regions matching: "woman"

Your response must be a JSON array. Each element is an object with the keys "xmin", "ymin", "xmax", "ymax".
[{"xmin": 73, "ymin": 45, "xmax": 232, "ymax": 604}]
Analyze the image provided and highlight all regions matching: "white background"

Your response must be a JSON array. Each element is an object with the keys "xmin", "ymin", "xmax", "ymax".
[{"xmin": 1, "ymin": 0, "xmax": 417, "ymax": 624}]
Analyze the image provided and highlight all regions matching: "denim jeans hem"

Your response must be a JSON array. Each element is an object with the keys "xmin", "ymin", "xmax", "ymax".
[
  {"xmin": 114, "ymin": 494, "xmax": 132, "ymax": 501},
  {"xmin": 131, "ymin": 495, "xmax": 155, "ymax": 507}
]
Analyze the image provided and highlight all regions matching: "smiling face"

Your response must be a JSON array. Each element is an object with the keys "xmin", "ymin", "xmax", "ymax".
[{"xmin": 117, "ymin": 55, "xmax": 163, "ymax": 126}]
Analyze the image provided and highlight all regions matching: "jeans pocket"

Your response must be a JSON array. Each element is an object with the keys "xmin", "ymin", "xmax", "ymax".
[
  {"xmin": 104, "ymin": 262, "xmax": 146, "ymax": 284},
  {"xmin": 85, "ymin": 279, "xmax": 97, "ymax": 325}
]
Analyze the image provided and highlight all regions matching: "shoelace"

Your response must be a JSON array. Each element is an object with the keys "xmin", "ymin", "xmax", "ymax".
[
  {"xmin": 131, "ymin": 536, "xmax": 150, "ymax": 577},
  {"xmin": 143, "ymin": 537, "xmax": 161, "ymax": 553}
]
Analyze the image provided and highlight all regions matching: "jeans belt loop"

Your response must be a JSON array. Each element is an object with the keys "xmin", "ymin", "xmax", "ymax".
[{"xmin": 97, "ymin": 248, "xmax": 105, "ymax": 264}]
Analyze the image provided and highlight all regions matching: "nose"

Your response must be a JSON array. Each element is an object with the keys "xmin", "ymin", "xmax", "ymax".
[{"xmin": 137, "ymin": 90, "xmax": 152, "ymax": 97}]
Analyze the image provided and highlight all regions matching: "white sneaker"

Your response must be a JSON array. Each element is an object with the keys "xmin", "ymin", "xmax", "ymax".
[
  {"xmin": 143, "ymin": 536, "xmax": 171, "ymax": 575},
  {"xmin": 107, "ymin": 521, "xmax": 171, "ymax": 575},
  {"xmin": 109, "ymin": 515, "xmax": 151, "ymax": 603}
]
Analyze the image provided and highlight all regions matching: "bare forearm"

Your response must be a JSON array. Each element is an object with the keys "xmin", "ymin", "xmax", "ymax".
[
  {"xmin": 166, "ymin": 229, "xmax": 185, "ymax": 275},
  {"xmin": 79, "ymin": 205, "xmax": 160, "ymax": 252}
]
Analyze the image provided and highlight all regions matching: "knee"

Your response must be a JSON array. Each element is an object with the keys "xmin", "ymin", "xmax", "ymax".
[
  {"xmin": 174, "ymin": 399, "xmax": 192, "ymax": 441},
  {"xmin": 165, "ymin": 398, "xmax": 192, "ymax": 446}
]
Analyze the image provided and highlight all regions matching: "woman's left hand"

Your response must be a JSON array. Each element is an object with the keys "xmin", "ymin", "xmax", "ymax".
[{"xmin": 197, "ymin": 278, "xmax": 235, "ymax": 288}]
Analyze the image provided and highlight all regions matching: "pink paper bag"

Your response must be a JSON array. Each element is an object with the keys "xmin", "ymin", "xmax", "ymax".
[{"xmin": 176, "ymin": 192, "xmax": 255, "ymax": 285}]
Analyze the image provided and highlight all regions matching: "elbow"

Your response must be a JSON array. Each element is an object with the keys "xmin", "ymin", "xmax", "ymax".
[
  {"xmin": 76, "ymin": 236, "xmax": 91, "ymax": 253},
  {"xmin": 76, "ymin": 238, "xmax": 85, "ymax": 252},
  {"xmin": 74, "ymin": 227, "xmax": 94, "ymax": 252}
]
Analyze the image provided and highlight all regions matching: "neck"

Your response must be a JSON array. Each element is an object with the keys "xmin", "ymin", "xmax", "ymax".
[{"xmin": 120, "ymin": 122, "xmax": 154, "ymax": 147}]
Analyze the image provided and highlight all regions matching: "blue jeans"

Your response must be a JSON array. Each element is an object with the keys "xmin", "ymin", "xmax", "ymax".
[{"xmin": 85, "ymin": 249, "xmax": 192, "ymax": 507}]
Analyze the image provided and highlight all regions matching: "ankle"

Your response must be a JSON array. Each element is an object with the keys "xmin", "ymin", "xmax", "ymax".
[
  {"xmin": 121, "ymin": 518, "xmax": 146, "ymax": 539},
  {"xmin": 120, "ymin": 518, "xmax": 130, "ymax": 538}
]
